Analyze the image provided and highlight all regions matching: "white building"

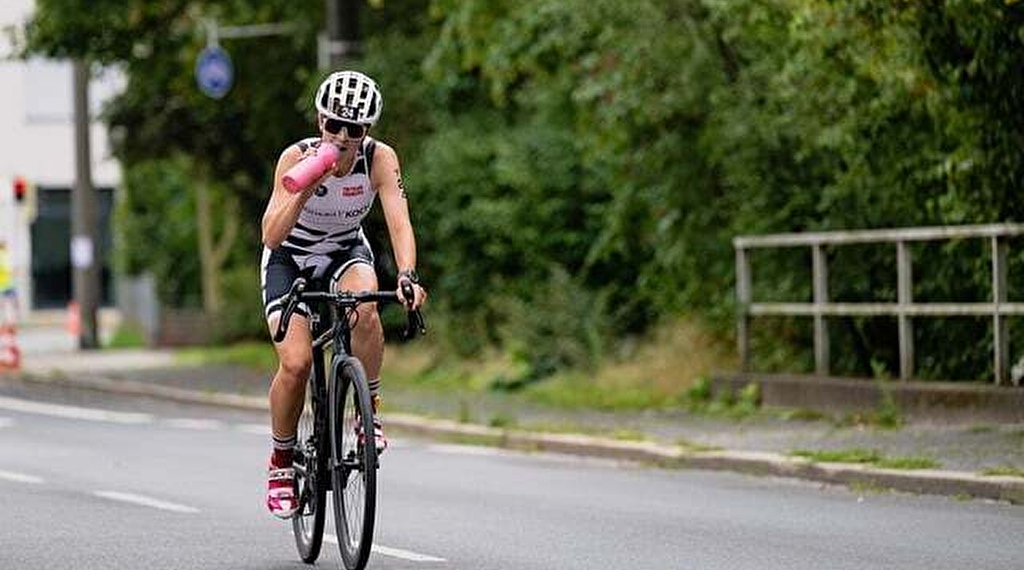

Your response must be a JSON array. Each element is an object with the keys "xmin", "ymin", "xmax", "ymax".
[{"xmin": 0, "ymin": 0, "xmax": 123, "ymax": 311}]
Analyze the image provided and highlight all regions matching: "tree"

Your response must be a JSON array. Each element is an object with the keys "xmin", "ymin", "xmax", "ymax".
[{"xmin": 25, "ymin": 0, "xmax": 319, "ymax": 318}]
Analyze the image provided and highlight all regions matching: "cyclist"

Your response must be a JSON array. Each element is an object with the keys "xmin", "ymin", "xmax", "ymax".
[{"xmin": 260, "ymin": 70, "xmax": 426, "ymax": 519}]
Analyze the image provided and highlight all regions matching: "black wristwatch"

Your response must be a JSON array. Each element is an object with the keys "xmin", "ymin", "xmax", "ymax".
[{"xmin": 398, "ymin": 269, "xmax": 420, "ymax": 284}]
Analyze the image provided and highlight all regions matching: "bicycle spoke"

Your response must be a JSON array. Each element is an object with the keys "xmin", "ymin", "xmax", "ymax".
[
  {"xmin": 341, "ymin": 386, "xmax": 363, "ymax": 546},
  {"xmin": 292, "ymin": 374, "xmax": 326, "ymax": 563},
  {"xmin": 330, "ymin": 358, "xmax": 377, "ymax": 570}
]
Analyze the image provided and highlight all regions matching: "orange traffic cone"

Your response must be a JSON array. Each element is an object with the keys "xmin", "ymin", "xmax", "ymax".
[
  {"xmin": 66, "ymin": 301, "xmax": 81, "ymax": 337},
  {"xmin": 0, "ymin": 325, "xmax": 19, "ymax": 372}
]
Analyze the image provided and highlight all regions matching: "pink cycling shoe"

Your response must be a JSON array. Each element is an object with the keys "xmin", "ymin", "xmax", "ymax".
[{"xmin": 266, "ymin": 460, "xmax": 298, "ymax": 519}]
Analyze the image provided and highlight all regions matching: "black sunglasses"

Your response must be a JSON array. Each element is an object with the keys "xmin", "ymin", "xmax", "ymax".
[{"xmin": 323, "ymin": 118, "xmax": 367, "ymax": 138}]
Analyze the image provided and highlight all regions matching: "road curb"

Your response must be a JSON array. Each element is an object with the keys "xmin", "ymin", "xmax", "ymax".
[{"xmin": 10, "ymin": 371, "xmax": 1024, "ymax": 504}]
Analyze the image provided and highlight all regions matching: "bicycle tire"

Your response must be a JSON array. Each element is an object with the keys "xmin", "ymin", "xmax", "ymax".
[
  {"xmin": 292, "ymin": 373, "xmax": 327, "ymax": 563},
  {"xmin": 329, "ymin": 356, "xmax": 378, "ymax": 570}
]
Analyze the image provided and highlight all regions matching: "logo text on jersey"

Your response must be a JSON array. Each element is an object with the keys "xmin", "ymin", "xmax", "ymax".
[
  {"xmin": 344, "ymin": 205, "xmax": 371, "ymax": 219},
  {"xmin": 341, "ymin": 186, "xmax": 364, "ymax": 197}
]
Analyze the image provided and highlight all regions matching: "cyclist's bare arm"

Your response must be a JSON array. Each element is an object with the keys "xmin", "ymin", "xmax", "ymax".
[
  {"xmin": 374, "ymin": 143, "xmax": 416, "ymax": 272},
  {"xmin": 262, "ymin": 145, "xmax": 319, "ymax": 249},
  {"xmin": 373, "ymin": 143, "xmax": 425, "ymax": 307}
]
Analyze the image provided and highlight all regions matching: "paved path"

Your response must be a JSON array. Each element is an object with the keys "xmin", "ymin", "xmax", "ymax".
[{"xmin": 4, "ymin": 319, "xmax": 1024, "ymax": 504}]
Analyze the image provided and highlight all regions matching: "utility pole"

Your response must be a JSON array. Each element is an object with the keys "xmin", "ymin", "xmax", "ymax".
[
  {"xmin": 324, "ymin": 0, "xmax": 362, "ymax": 69},
  {"xmin": 71, "ymin": 59, "xmax": 100, "ymax": 349}
]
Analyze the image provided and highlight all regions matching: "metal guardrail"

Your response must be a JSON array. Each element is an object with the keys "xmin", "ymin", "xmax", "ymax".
[{"xmin": 733, "ymin": 223, "xmax": 1024, "ymax": 386}]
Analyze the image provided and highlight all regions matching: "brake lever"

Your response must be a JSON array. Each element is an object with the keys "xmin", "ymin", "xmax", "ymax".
[
  {"xmin": 399, "ymin": 280, "xmax": 426, "ymax": 339},
  {"xmin": 410, "ymin": 309, "xmax": 426, "ymax": 335}
]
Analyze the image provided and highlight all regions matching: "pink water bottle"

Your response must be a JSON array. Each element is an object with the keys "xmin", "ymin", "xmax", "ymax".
[{"xmin": 282, "ymin": 143, "xmax": 340, "ymax": 193}]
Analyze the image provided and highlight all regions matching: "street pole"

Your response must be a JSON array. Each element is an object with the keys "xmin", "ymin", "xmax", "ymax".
[
  {"xmin": 71, "ymin": 59, "xmax": 100, "ymax": 349},
  {"xmin": 325, "ymin": 0, "xmax": 362, "ymax": 69}
]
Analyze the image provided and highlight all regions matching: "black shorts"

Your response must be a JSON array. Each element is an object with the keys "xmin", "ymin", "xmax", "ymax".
[{"xmin": 260, "ymin": 236, "xmax": 374, "ymax": 321}]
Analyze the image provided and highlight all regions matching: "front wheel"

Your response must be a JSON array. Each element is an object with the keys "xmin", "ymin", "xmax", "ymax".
[
  {"xmin": 329, "ymin": 356, "xmax": 377, "ymax": 570},
  {"xmin": 292, "ymin": 375, "xmax": 327, "ymax": 562}
]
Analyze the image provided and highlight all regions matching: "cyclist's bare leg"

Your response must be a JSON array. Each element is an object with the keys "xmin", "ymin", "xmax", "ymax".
[
  {"xmin": 267, "ymin": 312, "xmax": 313, "ymax": 442},
  {"xmin": 336, "ymin": 263, "xmax": 383, "ymax": 382}
]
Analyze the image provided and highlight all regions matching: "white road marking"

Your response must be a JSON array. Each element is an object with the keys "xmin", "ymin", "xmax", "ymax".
[
  {"xmin": 0, "ymin": 396, "xmax": 153, "ymax": 425},
  {"xmin": 162, "ymin": 418, "xmax": 224, "ymax": 430},
  {"xmin": 235, "ymin": 423, "xmax": 270, "ymax": 435},
  {"xmin": 322, "ymin": 534, "xmax": 446, "ymax": 562},
  {"xmin": 93, "ymin": 491, "xmax": 199, "ymax": 514},
  {"xmin": 373, "ymin": 544, "xmax": 447, "ymax": 563},
  {"xmin": 0, "ymin": 417, "xmax": 13, "ymax": 428},
  {"xmin": 0, "ymin": 469, "xmax": 44, "ymax": 484}
]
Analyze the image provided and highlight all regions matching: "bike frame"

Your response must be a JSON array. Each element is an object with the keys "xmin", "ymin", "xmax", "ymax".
[{"xmin": 277, "ymin": 277, "xmax": 424, "ymax": 569}]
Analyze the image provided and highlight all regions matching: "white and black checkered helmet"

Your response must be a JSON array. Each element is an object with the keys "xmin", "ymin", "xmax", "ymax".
[{"xmin": 315, "ymin": 70, "xmax": 383, "ymax": 126}]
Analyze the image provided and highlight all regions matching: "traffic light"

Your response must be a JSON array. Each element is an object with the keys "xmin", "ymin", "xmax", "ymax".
[{"xmin": 12, "ymin": 176, "xmax": 26, "ymax": 203}]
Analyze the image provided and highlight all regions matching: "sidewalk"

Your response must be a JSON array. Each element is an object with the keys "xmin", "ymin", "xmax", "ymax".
[{"xmin": 6, "ymin": 320, "xmax": 1024, "ymax": 505}]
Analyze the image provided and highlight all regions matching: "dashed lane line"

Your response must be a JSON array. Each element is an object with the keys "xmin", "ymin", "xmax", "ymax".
[
  {"xmin": 161, "ymin": 418, "xmax": 225, "ymax": 430},
  {"xmin": 0, "ymin": 469, "xmax": 44, "ymax": 484},
  {"xmin": 235, "ymin": 423, "xmax": 270, "ymax": 435},
  {"xmin": 0, "ymin": 402, "xmax": 264, "ymax": 436},
  {"xmin": 0, "ymin": 396, "xmax": 153, "ymax": 425},
  {"xmin": 93, "ymin": 491, "xmax": 200, "ymax": 514},
  {"xmin": 373, "ymin": 544, "xmax": 447, "ymax": 563},
  {"xmin": 322, "ymin": 534, "xmax": 446, "ymax": 563}
]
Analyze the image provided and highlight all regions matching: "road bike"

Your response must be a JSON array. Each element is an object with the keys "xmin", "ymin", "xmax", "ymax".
[{"xmin": 273, "ymin": 277, "xmax": 425, "ymax": 570}]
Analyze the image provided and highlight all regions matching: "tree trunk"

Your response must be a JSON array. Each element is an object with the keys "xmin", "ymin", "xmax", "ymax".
[{"xmin": 195, "ymin": 178, "xmax": 238, "ymax": 316}]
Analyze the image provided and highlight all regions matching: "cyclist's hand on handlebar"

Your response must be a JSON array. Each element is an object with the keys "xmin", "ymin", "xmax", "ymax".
[{"xmin": 396, "ymin": 273, "xmax": 427, "ymax": 311}]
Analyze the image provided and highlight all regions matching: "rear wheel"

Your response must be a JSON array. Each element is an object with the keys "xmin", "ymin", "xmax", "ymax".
[
  {"xmin": 292, "ymin": 374, "xmax": 327, "ymax": 563},
  {"xmin": 329, "ymin": 356, "xmax": 377, "ymax": 570}
]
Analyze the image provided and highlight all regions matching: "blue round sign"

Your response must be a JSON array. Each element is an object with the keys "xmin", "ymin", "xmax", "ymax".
[{"xmin": 195, "ymin": 46, "xmax": 233, "ymax": 99}]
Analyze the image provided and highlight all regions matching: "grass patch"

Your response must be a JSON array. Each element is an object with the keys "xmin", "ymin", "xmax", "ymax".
[
  {"xmin": 792, "ymin": 448, "xmax": 881, "ymax": 464},
  {"xmin": 835, "ymin": 382, "xmax": 903, "ymax": 430},
  {"xmin": 836, "ymin": 409, "xmax": 902, "ymax": 430},
  {"xmin": 981, "ymin": 466, "xmax": 1024, "ymax": 478},
  {"xmin": 610, "ymin": 429, "xmax": 646, "ymax": 442},
  {"xmin": 848, "ymin": 480, "xmax": 891, "ymax": 495},
  {"xmin": 778, "ymin": 408, "xmax": 829, "ymax": 422},
  {"xmin": 685, "ymin": 378, "xmax": 763, "ymax": 419},
  {"xmin": 487, "ymin": 412, "xmax": 517, "ymax": 429},
  {"xmin": 457, "ymin": 399, "xmax": 474, "ymax": 424},
  {"xmin": 381, "ymin": 318, "xmax": 737, "ymax": 413},
  {"xmin": 873, "ymin": 387, "xmax": 902, "ymax": 429},
  {"xmin": 104, "ymin": 323, "xmax": 147, "ymax": 349},
  {"xmin": 176, "ymin": 341, "xmax": 277, "ymax": 371},
  {"xmin": 676, "ymin": 437, "xmax": 722, "ymax": 453},
  {"xmin": 791, "ymin": 448, "xmax": 940, "ymax": 470},
  {"xmin": 967, "ymin": 424, "xmax": 997, "ymax": 434},
  {"xmin": 873, "ymin": 456, "xmax": 939, "ymax": 470},
  {"xmin": 179, "ymin": 319, "xmax": 735, "ymax": 417}
]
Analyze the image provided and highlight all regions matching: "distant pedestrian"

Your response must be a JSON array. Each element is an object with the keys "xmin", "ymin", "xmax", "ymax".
[{"xmin": 0, "ymin": 240, "xmax": 17, "ymax": 327}]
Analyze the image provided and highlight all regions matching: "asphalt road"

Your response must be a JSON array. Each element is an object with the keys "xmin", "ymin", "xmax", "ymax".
[{"xmin": 0, "ymin": 379, "xmax": 1021, "ymax": 570}]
